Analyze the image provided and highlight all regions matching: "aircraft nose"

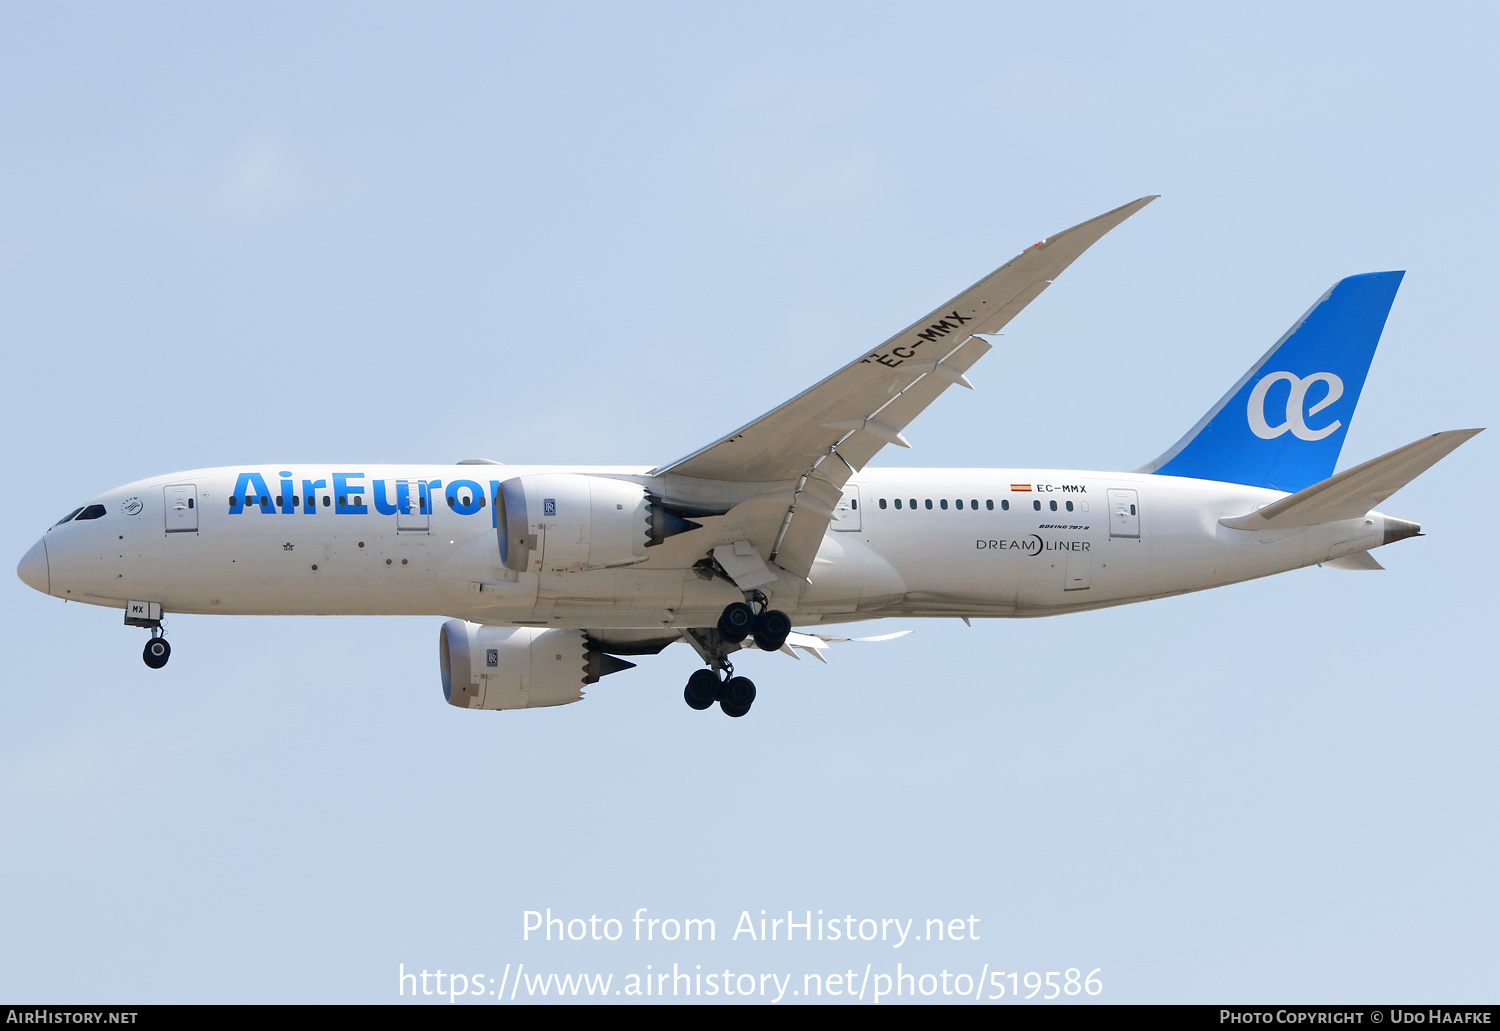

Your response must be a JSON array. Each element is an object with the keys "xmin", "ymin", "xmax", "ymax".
[{"xmin": 17, "ymin": 538, "xmax": 49, "ymax": 595}]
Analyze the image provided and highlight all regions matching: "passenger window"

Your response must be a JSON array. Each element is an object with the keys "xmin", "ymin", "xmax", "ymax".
[
  {"xmin": 970, "ymin": 500, "xmax": 978, "ymax": 510},
  {"xmin": 924, "ymin": 499, "xmax": 933, "ymax": 510},
  {"xmin": 879, "ymin": 498, "xmax": 887, "ymax": 509},
  {"xmin": 322, "ymin": 497, "xmax": 331, "ymax": 507},
  {"xmin": 53, "ymin": 507, "xmax": 85, "ymax": 527},
  {"xmin": 305, "ymin": 495, "xmax": 314, "ymax": 507},
  {"xmin": 893, "ymin": 498, "xmax": 901, "ymax": 509},
  {"xmin": 1033, "ymin": 500, "xmax": 1041, "ymax": 511},
  {"xmin": 909, "ymin": 499, "xmax": 917, "ymax": 509},
  {"xmin": 1002, "ymin": 499, "xmax": 1009, "ymax": 511},
  {"xmin": 940, "ymin": 499, "xmax": 948, "ymax": 510},
  {"xmin": 1066, "ymin": 501, "xmax": 1074, "ymax": 512},
  {"xmin": 985, "ymin": 500, "xmax": 993, "ymax": 511},
  {"xmin": 1050, "ymin": 500, "xmax": 1057, "ymax": 511},
  {"xmin": 75, "ymin": 504, "xmax": 107, "ymax": 520}
]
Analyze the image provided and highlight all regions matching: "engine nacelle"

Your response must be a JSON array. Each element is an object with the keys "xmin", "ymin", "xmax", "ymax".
[
  {"xmin": 495, "ymin": 473, "xmax": 698, "ymax": 573},
  {"xmin": 439, "ymin": 619, "xmax": 636, "ymax": 710}
]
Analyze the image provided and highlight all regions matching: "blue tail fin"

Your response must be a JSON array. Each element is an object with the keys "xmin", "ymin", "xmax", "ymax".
[{"xmin": 1142, "ymin": 271, "xmax": 1403, "ymax": 492}]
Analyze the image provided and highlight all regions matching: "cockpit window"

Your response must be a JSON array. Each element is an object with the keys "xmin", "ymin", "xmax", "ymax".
[
  {"xmin": 74, "ymin": 504, "xmax": 107, "ymax": 521},
  {"xmin": 53, "ymin": 507, "xmax": 85, "ymax": 527}
]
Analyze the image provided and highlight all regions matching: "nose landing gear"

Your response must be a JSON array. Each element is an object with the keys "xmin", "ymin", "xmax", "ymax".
[
  {"xmin": 125, "ymin": 601, "xmax": 171, "ymax": 669},
  {"xmin": 142, "ymin": 633, "xmax": 171, "ymax": 669}
]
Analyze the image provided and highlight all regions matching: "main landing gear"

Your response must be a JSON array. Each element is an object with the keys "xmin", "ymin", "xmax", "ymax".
[
  {"xmin": 681, "ymin": 597, "xmax": 792, "ymax": 717},
  {"xmin": 716, "ymin": 597, "xmax": 792, "ymax": 653},
  {"xmin": 683, "ymin": 667, "xmax": 757, "ymax": 718}
]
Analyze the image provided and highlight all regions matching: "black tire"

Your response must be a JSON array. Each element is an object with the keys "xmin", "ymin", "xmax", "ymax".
[
  {"xmin": 717, "ymin": 602, "xmax": 755, "ymax": 642},
  {"xmin": 685, "ymin": 669, "xmax": 717, "ymax": 710},
  {"xmin": 142, "ymin": 637, "xmax": 171, "ymax": 669},
  {"xmin": 753, "ymin": 609, "xmax": 792, "ymax": 651},
  {"xmin": 720, "ymin": 700, "xmax": 751, "ymax": 718},
  {"xmin": 723, "ymin": 676, "xmax": 756, "ymax": 706}
]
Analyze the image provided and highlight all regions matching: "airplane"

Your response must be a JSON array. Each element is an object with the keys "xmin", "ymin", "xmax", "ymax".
[{"xmin": 15, "ymin": 196, "xmax": 1482, "ymax": 718}]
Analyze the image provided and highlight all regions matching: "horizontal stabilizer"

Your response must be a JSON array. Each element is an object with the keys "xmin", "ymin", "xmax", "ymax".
[
  {"xmin": 1324, "ymin": 552, "xmax": 1384, "ymax": 570},
  {"xmin": 1221, "ymin": 428, "xmax": 1482, "ymax": 530}
]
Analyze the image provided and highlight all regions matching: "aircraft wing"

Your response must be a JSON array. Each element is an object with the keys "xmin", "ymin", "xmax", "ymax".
[{"xmin": 651, "ymin": 195, "xmax": 1158, "ymax": 578}]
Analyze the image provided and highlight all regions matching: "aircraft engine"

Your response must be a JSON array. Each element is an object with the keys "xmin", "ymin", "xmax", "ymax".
[
  {"xmin": 439, "ymin": 620, "xmax": 636, "ymax": 710},
  {"xmin": 495, "ymin": 473, "xmax": 698, "ymax": 573}
]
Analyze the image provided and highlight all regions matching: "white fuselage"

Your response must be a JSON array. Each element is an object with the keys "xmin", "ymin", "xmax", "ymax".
[{"xmin": 27, "ymin": 464, "xmax": 1394, "ymax": 629}]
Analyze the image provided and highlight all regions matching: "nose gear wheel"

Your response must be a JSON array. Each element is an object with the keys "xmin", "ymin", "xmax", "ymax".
[{"xmin": 143, "ymin": 636, "xmax": 171, "ymax": 669}]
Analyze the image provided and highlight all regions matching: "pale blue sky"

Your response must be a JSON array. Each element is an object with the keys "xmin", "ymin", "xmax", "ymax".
[{"xmin": 2, "ymin": 1, "xmax": 1495, "ymax": 1003}]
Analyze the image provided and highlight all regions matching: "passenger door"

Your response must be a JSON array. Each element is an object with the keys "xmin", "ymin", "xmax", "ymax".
[
  {"xmin": 1108, "ymin": 489, "xmax": 1140, "ymax": 538},
  {"xmin": 396, "ymin": 480, "xmax": 430, "ymax": 532},
  {"xmin": 831, "ymin": 486, "xmax": 861, "ymax": 531},
  {"xmin": 163, "ymin": 484, "xmax": 198, "ymax": 533}
]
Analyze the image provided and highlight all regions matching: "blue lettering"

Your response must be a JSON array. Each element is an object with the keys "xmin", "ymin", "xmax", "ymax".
[
  {"xmin": 278, "ymin": 472, "xmax": 296, "ymax": 514},
  {"xmin": 372, "ymin": 479, "xmax": 400, "ymax": 516},
  {"xmin": 333, "ymin": 472, "xmax": 368, "ymax": 515},
  {"xmin": 301, "ymin": 478, "xmax": 327, "ymax": 515},
  {"xmin": 490, "ymin": 480, "xmax": 502, "ymax": 529},
  {"xmin": 448, "ymin": 479, "xmax": 483, "ymax": 516},
  {"xmin": 230, "ymin": 472, "xmax": 274, "ymax": 514}
]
